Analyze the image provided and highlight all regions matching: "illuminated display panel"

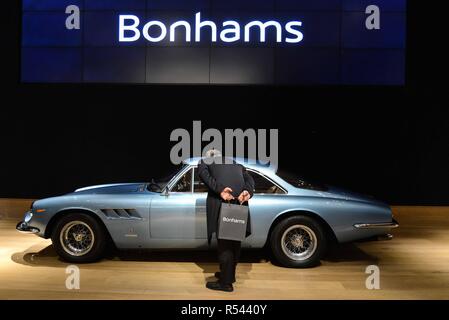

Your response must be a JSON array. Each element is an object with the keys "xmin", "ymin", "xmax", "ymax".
[{"xmin": 21, "ymin": 0, "xmax": 406, "ymax": 85}]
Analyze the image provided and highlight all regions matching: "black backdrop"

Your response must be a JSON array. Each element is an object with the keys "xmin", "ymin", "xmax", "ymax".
[{"xmin": 1, "ymin": 1, "xmax": 447, "ymax": 205}]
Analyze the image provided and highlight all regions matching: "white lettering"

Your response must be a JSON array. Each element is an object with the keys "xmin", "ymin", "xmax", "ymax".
[
  {"xmin": 170, "ymin": 20, "xmax": 191, "ymax": 42},
  {"xmin": 223, "ymin": 217, "xmax": 246, "ymax": 224},
  {"xmin": 244, "ymin": 20, "xmax": 282, "ymax": 43},
  {"xmin": 118, "ymin": 13, "xmax": 303, "ymax": 44},
  {"xmin": 225, "ymin": 304, "xmax": 268, "ymax": 315},
  {"xmin": 220, "ymin": 21, "xmax": 241, "ymax": 42},
  {"xmin": 119, "ymin": 15, "xmax": 140, "ymax": 42},
  {"xmin": 181, "ymin": 304, "xmax": 215, "ymax": 318},
  {"xmin": 195, "ymin": 12, "xmax": 217, "ymax": 42},
  {"xmin": 285, "ymin": 21, "xmax": 303, "ymax": 43},
  {"xmin": 143, "ymin": 21, "xmax": 167, "ymax": 42}
]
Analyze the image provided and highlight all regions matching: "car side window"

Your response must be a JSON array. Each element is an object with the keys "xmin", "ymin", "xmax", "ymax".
[
  {"xmin": 248, "ymin": 171, "xmax": 285, "ymax": 194},
  {"xmin": 172, "ymin": 168, "xmax": 193, "ymax": 192},
  {"xmin": 193, "ymin": 167, "xmax": 209, "ymax": 193}
]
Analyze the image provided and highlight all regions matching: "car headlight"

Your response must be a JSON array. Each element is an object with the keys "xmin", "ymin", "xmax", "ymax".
[{"xmin": 24, "ymin": 211, "xmax": 33, "ymax": 223}]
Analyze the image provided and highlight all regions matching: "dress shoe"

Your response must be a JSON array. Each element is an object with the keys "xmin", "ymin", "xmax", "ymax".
[
  {"xmin": 214, "ymin": 272, "xmax": 236, "ymax": 283},
  {"xmin": 206, "ymin": 281, "xmax": 233, "ymax": 292}
]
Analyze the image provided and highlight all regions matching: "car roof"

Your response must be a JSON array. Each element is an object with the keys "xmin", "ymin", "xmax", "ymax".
[{"xmin": 183, "ymin": 157, "xmax": 277, "ymax": 175}]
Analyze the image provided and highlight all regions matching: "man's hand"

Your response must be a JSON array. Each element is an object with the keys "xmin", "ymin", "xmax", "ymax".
[
  {"xmin": 238, "ymin": 190, "xmax": 251, "ymax": 204},
  {"xmin": 220, "ymin": 187, "xmax": 234, "ymax": 201}
]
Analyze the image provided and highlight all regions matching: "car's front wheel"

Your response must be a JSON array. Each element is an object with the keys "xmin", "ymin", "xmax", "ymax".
[
  {"xmin": 270, "ymin": 215, "xmax": 327, "ymax": 268},
  {"xmin": 51, "ymin": 213, "xmax": 106, "ymax": 263}
]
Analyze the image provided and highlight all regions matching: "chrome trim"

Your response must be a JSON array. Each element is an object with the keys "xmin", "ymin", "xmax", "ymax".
[
  {"xmin": 246, "ymin": 168, "xmax": 288, "ymax": 195},
  {"xmin": 16, "ymin": 221, "xmax": 40, "ymax": 234},
  {"xmin": 167, "ymin": 164, "xmax": 192, "ymax": 192},
  {"xmin": 168, "ymin": 166, "xmax": 194, "ymax": 193},
  {"xmin": 190, "ymin": 166, "xmax": 196, "ymax": 193},
  {"xmin": 281, "ymin": 224, "xmax": 318, "ymax": 261},
  {"xmin": 173, "ymin": 165, "xmax": 289, "ymax": 195},
  {"xmin": 60, "ymin": 220, "xmax": 95, "ymax": 256},
  {"xmin": 75, "ymin": 183, "xmax": 130, "ymax": 192},
  {"xmin": 354, "ymin": 219, "xmax": 399, "ymax": 229}
]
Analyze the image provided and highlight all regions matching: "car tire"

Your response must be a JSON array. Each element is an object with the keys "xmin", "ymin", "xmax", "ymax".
[
  {"xmin": 270, "ymin": 215, "xmax": 327, "ymax": 268},
  {"xmin": 51, "ymin": 212, "xmax": 107, "ymax": 263}
]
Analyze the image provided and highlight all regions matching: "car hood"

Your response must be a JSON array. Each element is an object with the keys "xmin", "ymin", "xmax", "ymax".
[{"xmin": 72, "ymin": 183, "xmax": 147, "ymax": 194}]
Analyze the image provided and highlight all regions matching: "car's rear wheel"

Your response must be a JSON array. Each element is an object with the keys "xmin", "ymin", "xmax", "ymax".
[
  {"xmin": 51, "ymin": 213, "xmax": 106, "ymax": 263},
  {"xmin": 270, "ymin": 215, "xmax": 327, "ymax": 268}
]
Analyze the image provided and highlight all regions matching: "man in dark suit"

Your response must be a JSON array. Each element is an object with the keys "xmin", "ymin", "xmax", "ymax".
[{"xmin": 198, "ymin": 151, "xmax": 255, "ymax": 292}]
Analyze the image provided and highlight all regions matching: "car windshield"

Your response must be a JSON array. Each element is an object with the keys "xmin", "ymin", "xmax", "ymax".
[
  {"xmin": 276, "ymin": 170, "xmax": 328, "ymax": 191},
  {"xmin": 147, "ymin": 164, "xmax": 187, "ymax": 192}
]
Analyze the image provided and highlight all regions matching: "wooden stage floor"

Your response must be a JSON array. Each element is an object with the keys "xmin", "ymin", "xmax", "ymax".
[{"xmin": 0, "ymin": 206, "xmax": 448, "ymax": 300}]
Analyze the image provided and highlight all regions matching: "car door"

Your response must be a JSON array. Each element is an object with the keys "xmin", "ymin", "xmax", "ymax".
[
  {"xmin": 149, "ymin": 166, "xmax": 208, "ymax": 245},
  {"xmin": 192, "ymin": 166, "xmax": 208, "ymax": 239}
]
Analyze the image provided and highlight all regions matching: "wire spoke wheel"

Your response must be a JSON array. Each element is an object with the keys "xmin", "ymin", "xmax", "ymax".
[
  {"xmin": 60, "ymin": 221, "xmax": 95, "ymax": 257},
  {"xmin": 281, "ymin": 224, "xmax": 317, "ymax": 261}
]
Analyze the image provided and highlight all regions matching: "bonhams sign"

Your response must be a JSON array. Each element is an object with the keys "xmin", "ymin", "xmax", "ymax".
[
  {"xmin": 22, "ymin": 0, "xmax": 406, "ymax": 85},
  {"xmin": 118, "ymin": 12, "xmax": 304, "ymax": 44}
]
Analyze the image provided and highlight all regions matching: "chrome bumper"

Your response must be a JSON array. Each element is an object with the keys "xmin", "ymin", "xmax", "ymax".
[
  {"xmin": 16, "ymin": 221, "xmax": 40, "ymax": 234},
  {"xmin": 354, "ymin": 218, "xmax": 399, "ymax": 229}
]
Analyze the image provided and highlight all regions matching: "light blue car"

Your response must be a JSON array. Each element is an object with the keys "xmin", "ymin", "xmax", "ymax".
[{"xmin": 16, "ymin": 157, "xmax": 398, "ymax": 267}]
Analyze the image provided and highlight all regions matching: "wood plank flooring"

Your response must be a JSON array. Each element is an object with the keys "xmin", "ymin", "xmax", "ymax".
[{"xmin": 0, "ymin": 206, "xmax": 448, "ymax": 299}]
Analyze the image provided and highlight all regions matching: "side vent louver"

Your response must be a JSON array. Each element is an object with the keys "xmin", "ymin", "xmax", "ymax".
[{"xmin": 100, "ymin": 209, "xmax": 141, "ymax": 220}]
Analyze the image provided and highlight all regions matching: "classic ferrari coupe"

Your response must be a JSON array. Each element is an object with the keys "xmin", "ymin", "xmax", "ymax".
[{"xmin": 16, "ymin": 157, "xmax": 398, "ymax": 267}]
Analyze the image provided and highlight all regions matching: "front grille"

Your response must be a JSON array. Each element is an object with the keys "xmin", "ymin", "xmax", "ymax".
[{"xmin": 100, "ymin": 209, "xmax": 141, "ymax": 219}]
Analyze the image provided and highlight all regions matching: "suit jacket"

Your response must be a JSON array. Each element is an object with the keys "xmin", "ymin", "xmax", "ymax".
[{"xmin": 198, "ymin": 158, "xmax": 255, "ymax": 244}]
